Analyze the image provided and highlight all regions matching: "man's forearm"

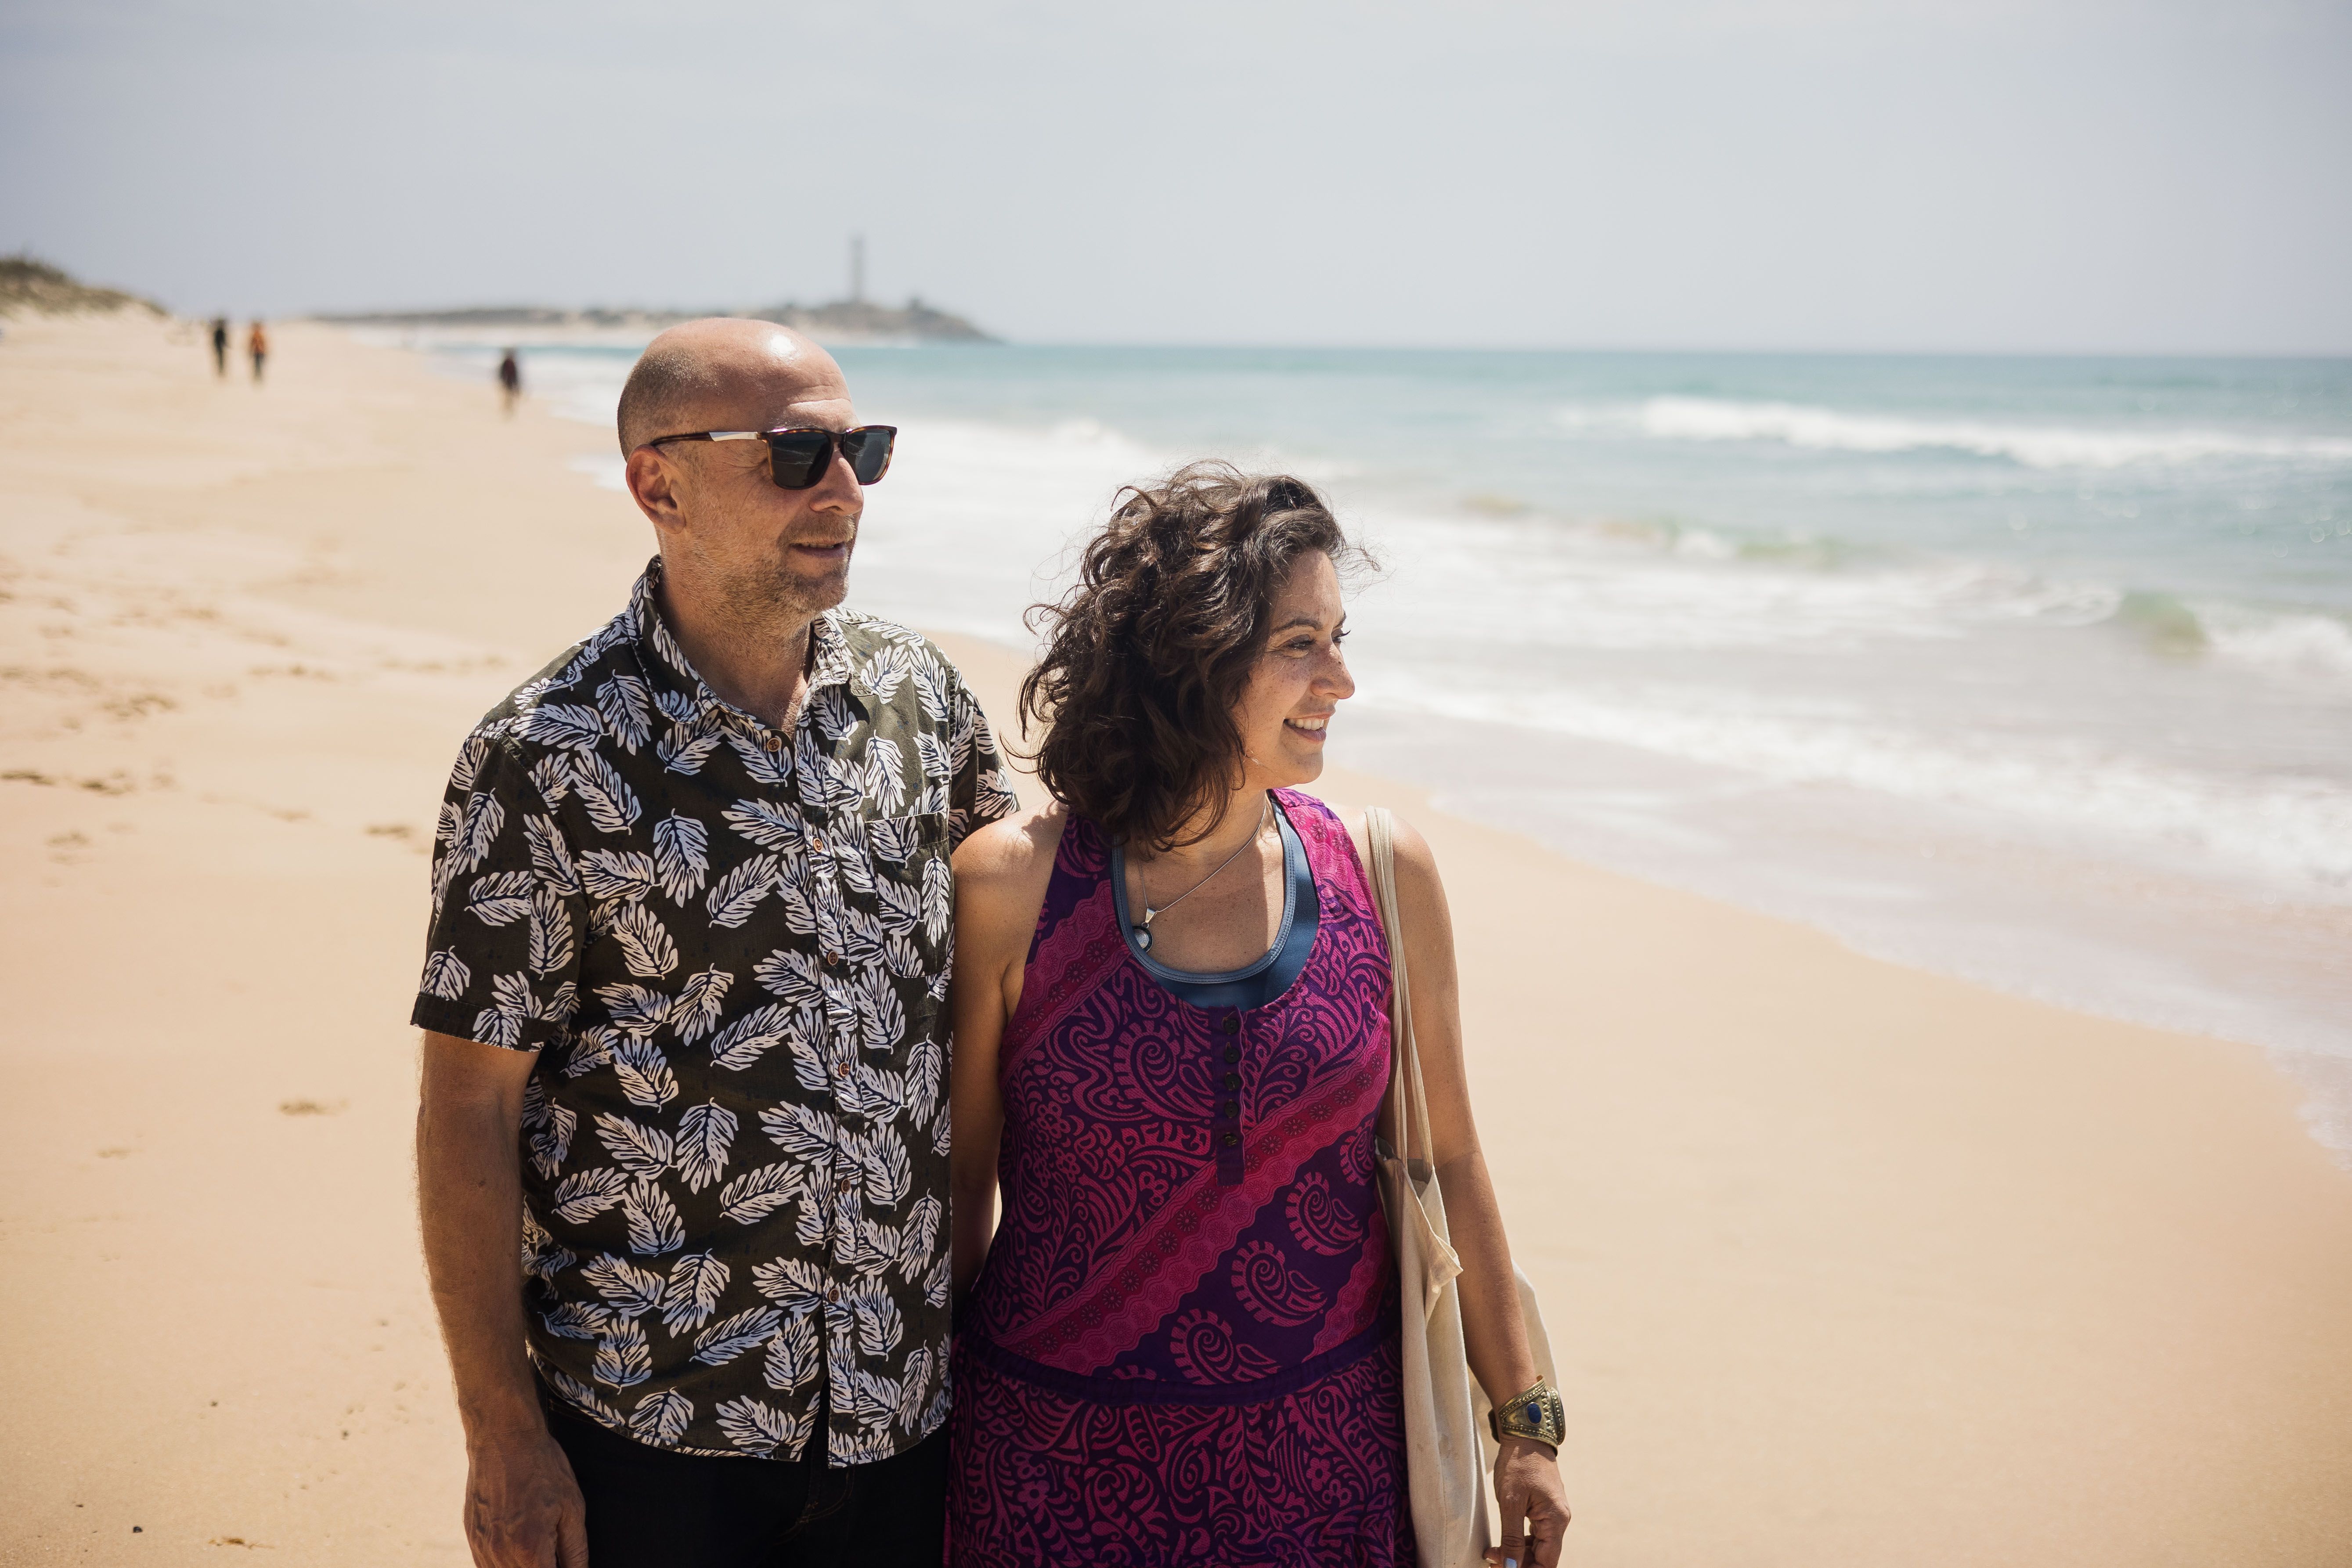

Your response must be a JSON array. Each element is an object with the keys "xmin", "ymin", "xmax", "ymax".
[{"xmin": 417, "ymin": 1076, "xmax": 543, "ymax": 1444}]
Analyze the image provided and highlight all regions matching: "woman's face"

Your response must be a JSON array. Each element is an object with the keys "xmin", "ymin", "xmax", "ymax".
[{"xmin": 1232, "ymin": 550, "xmax": 1356, "ymax": 792}]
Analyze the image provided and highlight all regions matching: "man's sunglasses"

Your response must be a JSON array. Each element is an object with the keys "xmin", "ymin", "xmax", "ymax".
[{"xmin": 641, "ymin": 425, "xmax": 897, "ymax": 490}]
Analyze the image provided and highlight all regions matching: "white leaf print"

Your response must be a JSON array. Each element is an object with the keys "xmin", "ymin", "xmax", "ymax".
[
  {"xmin": 623, "ymin": 1177, "xmax": 685, "ymax": 1255},
  {"xmin": 540, "ymin": 1300, "xmax": 610, "ymax": 1341},
  {"xmin": 898, "ymin": 1345, "xmax": 934, "ymax": 1430},
  {"xmin": 449, "ymin": 734, "xmax": 492, "ymax": 795},
  {"xmin": 725, "ymin": 728, "xmax": 794, "ymax": 787},
  {"xmin": 653, "ymin": 685, "xmax": 698, "ymax": 724},
  {"xmin": 839, "ymin": 1216, "xmax": 902, "ymax": 1279},
  {"xmin": 771, "ymin": 858, "xmax": 820, "ymax": 936},
  {"xmin": 837, "ymin": 1367, "xmax": 902, "ymax": 1428},
  {"xmin": 905, "ymin": 1192, "xmax": 942, "ymax": 1262},
  {"xmin": 552, "ymin": 1167, "xmax": 631, "ymax": 1223},
  {"xmin": 905, "ymin": 1039, "xmax": 944, "ymax": 1126},
  {"xmin": 573, "ymin": 753, "xmax": 641, "ymax": 834},
  {"xmin": 670, "ymin": 967, "xmax": 732, "ymax": 1044},
  {"xmin": 915, "ymin": 733, "xmax": 951, "ymax": 793},
  {"xmin": 837, "ymin": 907, "xmax": 886, "ymax": 970},
  {"xmin": 581, "ymin": 1253, "xmax": 664, "ymax": 1317},
  {"xmin": 831, "ymin": 840, "xmax": 877, "ymax": 898},
  {"xmin": 524, "ymin": 703, "xmax": 606, "ymax": 752},
  {"xmin": 862, "ymin": 747, "xmax": 906, "ymax": 821},
  {"xmin": 860, "ymin": 645, "xmax": 910, "ymax": 701},
  {"xmin": 752, "ymin": 948, "xmax": 822, "ymax": 1008},
  {"xmin": 472, "ymin": 1004, "xmax": 523, "ymax": 1049},
  {"xmin": 597, "ymin": 676, "xmax": 653, "ymax": 753},
  {"xmin": 809, "ymin": 685, "xmax": 859, "ymax": 744},
  {"xmin": 856, "ymin": 1126, "xmax": 912, "ymax": 1209},
  {"xmin": 527, "ymin": 1101, "xmax": 577, "ymax": 1180},
  {"xmin": 763, "ymin": 1312, "xmax": 822, "ymax": 1392},
  {"xmin": 705, "ymin": 854, "xmax": 778, "ymax": 929},
  {"xmin": 675, "ymin": 1100, "xmax": 736, "ymax": 1193},
  {"xmin": 421, "ymin": 948, "xmax": 471, "ymax": 1001},
  {"xmin": 920, "ymin": 856, "xmax": 952, "ymax": 946},
  {"xmin": 491, "ymin": 971, "xmax": 534, "ymax": 1020},
  {"xmin": 720, "ymin": 799, "xmax": 805, "ymax": 853},
  {"xmin": 760, "ymin": 1102, "xmax": 837, "ymax": 1162},
  {"xmin": 528, "ymin": 888, "xmax": 575, "ymax": 976},
  {"xmin": 867, "ymin": 815, "xmax": 917, "ymax": 865},
  {"xmin": 530, "ymin": 1241, "xmax": 579, "ymax": 1284},
  {"xmin": 594, "ymin": 1318, "xmax": 653, "ymax": 1387},
  {"xmin": 523, "ymin": 814, "xmax": 582, "ymax": 897},
  {"xmin": 659, "ymin": 1251, "xmax": 730, "ymax": 1334},
  {"xmin": 931, "ymin": 1105, "xmax": 952, "ymax": 1159},
  {"xmin": 628, "ymin": 1389, "xmax": 693, "ymax": 1447},
  {"xmin": 851, "ymin": 969, "xmax": 905, "ymax": 1054},
  {"xmin": 750, "ymin": 1256, "xmax": 826, "ymax": 1308},
  {"xmin": 611, "ymin": 903, "xmax": 678, "ymax": 978},
  {"xmin": 466, "ymin": 870, "xmax": 534, "ymax": 926},
  {"xmin": 718, "ymin": 1161, "xmax": 802, "ymax": 1224},
  {"xmin": 908, "ymin": 658, "xmax": 951, "ymax": 724},
  {"xmin": 455, "ymin": 791, "xmax": 506, "ymax": 874},
  {"xmin": 658, "ymin": 723, "xmax": 724, "ymax": 776},
  {"xmin": 594, "ymin": 1112, "xmax": 673, "ymax": 1178},
  {"xmin": 543, "ymin": 1366, "xmax": 621, "ymax": 1427},
  {"xmin": 692, "ymin": 1305, "xmax": 783, "ymax": 1366},
  {"xmin": 785, "ymin": 1029, "xmax": 832, "ymax": 1095},
  {"xmin": 564, "ymin": 1024, "xmax": 617, "ymax": 1079},
  {"xmin": 794, "ymin": 1190, "xmax": 831, "ymax": 1249},
  {"xmin": 837, "ymin": 1066, "xmax": 905, "ymax": 1125},
  {"xmin": 578, "ymin": 849, "xmax": 657, "ymax": 904},
  {"xmin": 611, "ymin": 1036, "xmax": 678, "ymax": 1109},
  {"xmin": 852, "ymin": 1290, "xmax": 904, "ymax": 1357},
  {"xmin": 922, "ymin": 1249, "xmax": 953, "ymax": 1308},
  {"xmin": 534, "ymin": 980, "xmax": 579, "ymax": 1027},
  {"xmin": 873, "ymin": 876, "xmax": 922, "ymax": 937},
  {"xmin": 650, "ymin": 812, "xmax": 709, "ymax": 903},
  {"xmin": 595, "ymin": 983, "xmax": 671, "ymax": 1039},
  {"xmin": 707, "ymin": 1002, "xmax": 794, "ymax": 1071},
  {"xmin": 528, "ymin": 752, "xmax": 573, "ymax": 806},
  {"xmin": 715, "ymin": 1395, "xmax": 809, "ymax": 1457}
]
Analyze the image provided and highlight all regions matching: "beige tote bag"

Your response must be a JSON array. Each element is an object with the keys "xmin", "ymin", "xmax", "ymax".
[{"xmin": 1365, "ymin": 806, "xmax": 1559, "ymax": 1568}]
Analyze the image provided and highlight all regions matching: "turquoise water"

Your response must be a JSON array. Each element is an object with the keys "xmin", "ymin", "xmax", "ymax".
[{"xmin": 413, "ymin": 337, "xmax": 2352, "ymax": 1152}]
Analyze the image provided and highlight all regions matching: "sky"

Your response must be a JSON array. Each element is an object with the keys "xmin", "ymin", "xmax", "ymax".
[{"xmin": 4, "ymin": 0, "xmax": 2348, "ymax": 353}]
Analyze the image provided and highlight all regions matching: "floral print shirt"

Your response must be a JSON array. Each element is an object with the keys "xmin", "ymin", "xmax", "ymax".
[{"xmin": 411, "ymin": 560, "xmax": 1018, "ymax": 1464}]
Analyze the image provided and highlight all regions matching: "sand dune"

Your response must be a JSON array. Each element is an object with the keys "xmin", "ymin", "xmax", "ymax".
[{"xmin": 1, "ymin": 313, "xmax": 2347, "ymax": 1565}]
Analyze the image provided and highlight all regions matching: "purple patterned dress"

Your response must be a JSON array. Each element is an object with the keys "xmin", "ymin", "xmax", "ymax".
[{"xmin": 951, "ymin": 790, "xmax": 1412, "ymax": 1567}]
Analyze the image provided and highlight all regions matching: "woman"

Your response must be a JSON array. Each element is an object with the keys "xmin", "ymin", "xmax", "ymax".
[{"xmin": 948, "ymin": 463, "xmax": 1570, "ymax": 1567}]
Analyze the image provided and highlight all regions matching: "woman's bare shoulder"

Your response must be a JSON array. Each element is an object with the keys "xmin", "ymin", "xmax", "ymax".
[{"xmin": 955, "ymin": 804, "xmax": 1069, "ymax": 910}]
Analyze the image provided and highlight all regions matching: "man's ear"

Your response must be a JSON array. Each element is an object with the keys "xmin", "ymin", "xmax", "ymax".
[{"xmin": 626, "ymin": 447, "xmax": 688, "ymax": 531}]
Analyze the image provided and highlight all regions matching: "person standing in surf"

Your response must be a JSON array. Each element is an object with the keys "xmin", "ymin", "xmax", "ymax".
[{"xmin": 946, "ymin": 462, "xmax": 1572, "ymax": 1567}]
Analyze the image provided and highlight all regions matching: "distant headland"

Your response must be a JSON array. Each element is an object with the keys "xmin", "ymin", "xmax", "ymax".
[
  {"xmin": 315, "ymin": 296, "xmax": 995, "ymax": 346},
  {"xmin": 0, "ymin": 254, "xmax": 166, "ymax": 317}
]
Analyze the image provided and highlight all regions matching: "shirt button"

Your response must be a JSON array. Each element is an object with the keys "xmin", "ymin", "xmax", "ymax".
[
  {"xmin": 1223, "ymin": 1072, "xmax": 1241, "ymax": 1090},
  {"xmin": 765, "ymin": 735, "xmax": 783, "ymax": 753},
  {"xmin": 1220, "ymin": 1100, "xmax": 1239, "ymax": 1118},
  {"xmin": 833, "ymin": 1060, "xmax": 849, "ymax": 1078},
  {"xmin": 826, "ymin": 1284, "xmax": 840, "ymax": 1303},
  {"xmin": 824, "ymin": 951, "xmax": 842, "ymax": 967},
  {"xmin": 1220, "ymin": 1015, "xmax": 1241, "ymax": 1035},
  {"xmin": 1223, "ymin": 1047, "xmax": 1240, "ymax": 1064},
  {"xmin": 1220, "ymin": 1132, "xmax": 1240, "ymax": 1148},
  {"xmin": 812, "ymin": 836, "xmax": 826, "ymax": 853}
]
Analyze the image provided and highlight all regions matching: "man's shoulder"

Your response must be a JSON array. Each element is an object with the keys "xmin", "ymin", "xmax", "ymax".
[{"xmin": 830, "ymin": 608, "xmax": 980, "ymax": 713}]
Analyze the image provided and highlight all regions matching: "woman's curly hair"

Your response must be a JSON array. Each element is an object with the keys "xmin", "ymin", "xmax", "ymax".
[{"xmin": 1018, "ymin": 461, "xmax": 1368, "ymax": 851}]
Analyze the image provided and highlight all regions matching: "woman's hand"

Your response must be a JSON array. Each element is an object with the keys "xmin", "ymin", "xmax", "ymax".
[{"xmin": 1487, "ymin": 1438, "xmax": 1571, "ymax": 1568}]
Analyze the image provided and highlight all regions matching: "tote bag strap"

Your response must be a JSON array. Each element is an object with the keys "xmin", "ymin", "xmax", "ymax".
[{"xmin": 1367, "ymin": 805, "xmax": 1437, "ymax": 1185}]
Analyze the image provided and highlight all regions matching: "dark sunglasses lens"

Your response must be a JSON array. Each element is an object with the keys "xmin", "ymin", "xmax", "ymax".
[
  {"xmin": 766, "ymin": 432, "xmax": 831, "ymax": 490},
  {"xmin": 841, "ymin": 428, "xmax": 895, "ymax": 484}
]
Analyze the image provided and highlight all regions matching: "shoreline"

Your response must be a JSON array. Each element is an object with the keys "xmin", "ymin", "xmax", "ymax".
[{"xmin": 3, "ymin": 314, "xmax": 2349, "ymax": 1564}]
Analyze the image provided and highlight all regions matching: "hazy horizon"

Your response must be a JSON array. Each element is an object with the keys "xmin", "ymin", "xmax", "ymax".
[{"xmin": 6, "ymin": 0, "xmax": 2348, "ymax": 356}]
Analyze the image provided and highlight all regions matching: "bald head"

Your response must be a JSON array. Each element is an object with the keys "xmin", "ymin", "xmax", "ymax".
[{"xmin": 616, "ymin": 318, "xmax": 847, "ymax": 455}]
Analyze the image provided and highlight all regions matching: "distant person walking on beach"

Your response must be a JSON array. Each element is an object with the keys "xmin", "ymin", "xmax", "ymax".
[
  {"xmin": 411, "ymin": 318, "xmax": 1013, "ymax": 1568},
  {"xmin": 247, "ymin": 321, "xmax": 267, "ymax": 383},
  {"xmin": 947, "ymin": 465, "xmax": 1572, "ymax": 1567},
  {"xmin": 498, "ymin": 347, "xmax": 522, "ymax": 415},
  {"xmin": 211, "ymin": 317, "xmax": 229, "ymax": 378}
]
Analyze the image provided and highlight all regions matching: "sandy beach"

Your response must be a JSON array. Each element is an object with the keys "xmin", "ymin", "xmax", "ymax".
[{"xmin": 4, "ymin": 312, "xmax": 2350, "ymax": 1566}]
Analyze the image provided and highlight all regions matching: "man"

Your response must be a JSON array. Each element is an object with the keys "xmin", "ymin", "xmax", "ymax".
[
  {"xmin": 412, "ymin": 319, "xmax": 1017, "ymax": 1567},
  {"xmin": 499, "ymin": 347, "xmax": 523, "ymax": 416},
  {"xmin": 211, "ymin": 316, "xmax": 229, "ymax": 377}
]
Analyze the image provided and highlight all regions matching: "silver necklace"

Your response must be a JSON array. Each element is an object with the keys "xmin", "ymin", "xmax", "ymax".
[{"xmin": 1130, "ymin": 795, "xmax": 1272, "ymax": 952}]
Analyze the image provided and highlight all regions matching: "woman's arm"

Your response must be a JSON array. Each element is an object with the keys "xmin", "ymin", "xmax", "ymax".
[
  {"xmin": 947, "ymin": 810, "xmax": 1064, "ymax": 1304},
  {"xmin": 1371, "ymin": 810, "xmax": 1573, "ymax": 1568}
]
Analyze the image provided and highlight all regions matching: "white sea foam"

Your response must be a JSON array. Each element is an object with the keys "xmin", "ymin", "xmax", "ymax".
[
  {"xmin": 1559, "ymin": 397, "xmax": 2352, "ymax": 471},
  {"xmin": 2198, "ymin": 606, "xmax": 2352, "ymax": 682}
]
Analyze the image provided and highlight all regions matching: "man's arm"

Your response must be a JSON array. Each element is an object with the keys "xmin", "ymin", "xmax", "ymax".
[{"xmin": 417, "ymin": 1031, "xmax": 588, "ymax": 1568}]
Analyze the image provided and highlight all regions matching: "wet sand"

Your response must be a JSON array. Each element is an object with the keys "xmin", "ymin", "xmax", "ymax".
[{"xmin": 2, "ymin": 312, "xmax": 2348, "ymax": 1565}]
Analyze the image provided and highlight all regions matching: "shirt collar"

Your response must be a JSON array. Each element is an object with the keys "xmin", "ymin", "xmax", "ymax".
[{"xmin": 627, "ymin": 557, "xmax": 854, "ymax": 728}]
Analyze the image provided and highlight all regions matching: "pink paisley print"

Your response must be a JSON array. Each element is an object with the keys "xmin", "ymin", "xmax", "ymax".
[{"xmin": 952, "ymin": 793, "xmax": 1411, "ymax": 1567}]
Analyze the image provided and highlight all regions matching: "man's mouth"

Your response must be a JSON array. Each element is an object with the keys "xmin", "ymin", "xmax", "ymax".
[
  {"xmin": 790, "ymin": 538, "xmax": 852, "ymax": 561},
  {"xmin": 1284, "ymin": 714, "xmax": 1331, "ymax": 743}
]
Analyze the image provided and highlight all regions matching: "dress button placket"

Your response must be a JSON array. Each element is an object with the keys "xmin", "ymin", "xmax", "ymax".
[{"xmin": 1213, "ymin": 1009, "xmax": 1246, "ymax": 1185}]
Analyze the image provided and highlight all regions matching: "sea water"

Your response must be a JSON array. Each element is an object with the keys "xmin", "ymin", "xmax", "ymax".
[{"xmin": 413, "ymin": 339, "xmax": 2352, "ymax": 1154}]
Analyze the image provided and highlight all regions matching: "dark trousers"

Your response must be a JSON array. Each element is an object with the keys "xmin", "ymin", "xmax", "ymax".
[{"xmin": 543, "ymin": 1393, "xmax": 947, "ymax": 1568}]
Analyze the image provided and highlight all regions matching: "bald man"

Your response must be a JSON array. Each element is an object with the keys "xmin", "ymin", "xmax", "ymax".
[{"xmin": 412, "ymin": 320, "xmax": 1020, "ymax": 1567}]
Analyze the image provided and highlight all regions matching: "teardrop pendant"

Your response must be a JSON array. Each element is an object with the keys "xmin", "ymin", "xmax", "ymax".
[{"xmin": 1133, "ymin": 924, "xmax": 1153, "ymax": 951}]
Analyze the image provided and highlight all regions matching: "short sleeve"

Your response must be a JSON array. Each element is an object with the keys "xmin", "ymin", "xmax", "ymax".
[
  {"xmin": 409, "ymin": 730, "xmax": 588, "ymax": 1051},
  {"xmin": 945, "ymin": 668, "xmax": 1020, "ymax": 851}
]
